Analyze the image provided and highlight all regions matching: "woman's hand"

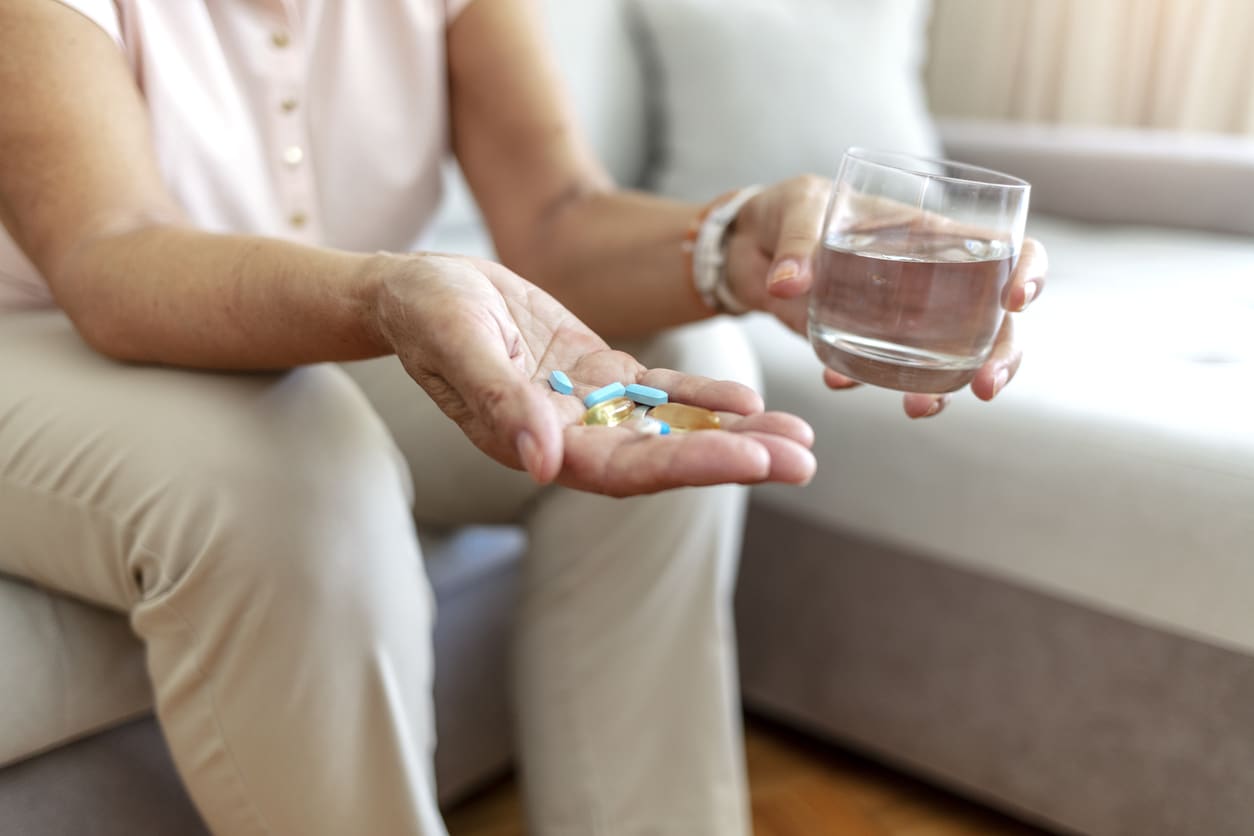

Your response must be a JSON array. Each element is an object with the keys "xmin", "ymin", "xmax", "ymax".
[
  {"xmin": 725, "ymin": 175, "xmax": 1048, "ymax": 418},
  {"xmin": 371, "ymin": 253, "xmax": 816, "ymax": 496}
]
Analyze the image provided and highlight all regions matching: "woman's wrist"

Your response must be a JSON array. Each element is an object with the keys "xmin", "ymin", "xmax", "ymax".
[{"xmin": 359, "ymin": 250, "xmax": 422, "ymax": 356}]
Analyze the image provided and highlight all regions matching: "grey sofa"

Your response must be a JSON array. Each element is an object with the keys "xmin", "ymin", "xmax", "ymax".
[
  {"xmin": 0, "ymin": 527, "xmax": 523, "ymax": 832},
  {"xmin": 6, "ymin": 1, "xmax": 1254, "ymax": 835}
]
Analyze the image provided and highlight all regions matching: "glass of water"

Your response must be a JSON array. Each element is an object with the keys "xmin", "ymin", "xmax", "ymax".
[{"xmin": 808, "ymin": 148, "xmax": 1030, "ymax": 393}]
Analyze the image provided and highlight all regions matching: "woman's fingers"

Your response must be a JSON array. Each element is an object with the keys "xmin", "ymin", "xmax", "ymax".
[
  {"xmin": 903, "ymin": 392, "xmax": 952, "ymax": 419},
  {"xmin": 559, "ymin": 426, "xmax": 773, "ymax": 496},
  {"xmin": 822, "ymin": 368, "xmax": 862, "ymax": 390},
  {"xmin": 760, "ymin": 176, "xmax": 830, "ymax": 300},
  {"xmin": 768, "ymin": 295, "xmax": 810, "ymax": 336},
  {"xmin": 556, "ymin": 406, "xmax": 818, "ymax": 497},
  {"xmin": 639, "ymin": 369, "xmax": 765, "ymax": 415},
  {"xmin": 733, "ymin": 431, "xmax": 816, "ymax": 484},
  {"xmin": 558, "ymin": 415, "xmax": 816, "ymax": 497},
  {"xmin": 971, "ymin": 314, "xmax": 1022, "ymax": 401},
  {"xmin": 724, "ymin": 410, "xmax": 816, "ymax": 447},
  {"xmin": 1005, "ymin": 237, "xmax": 1047, "ymax": 311}
]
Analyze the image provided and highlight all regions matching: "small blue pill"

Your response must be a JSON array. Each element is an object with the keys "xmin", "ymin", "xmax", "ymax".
[
  {"xmin": 584, "ymin": 381, "xmax": 627, "ymax": 408},
  {"xmin": 658, "ymin": 421, "xmax": 671, "ymax": 435},
  {"xmin": 625, "ymin": 383, "xmax": 668, "ymax": 407},
  {"xmin": 548, "ymin": 370, "xmax": 574, "ymax": 395}
]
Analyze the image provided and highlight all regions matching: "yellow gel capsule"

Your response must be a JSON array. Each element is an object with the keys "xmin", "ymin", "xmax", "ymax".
[
  {"xmin": 581, "ymin": 396, "xmax": 636, "ymax": 427},
  {"xmin": 648, "ymin": 402, "xmax": 721, "ymax": 431}
]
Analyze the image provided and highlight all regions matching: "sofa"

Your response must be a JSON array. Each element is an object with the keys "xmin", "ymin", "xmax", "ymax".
[{"xmin": 5, "ymin": 2, "xmax": 1254, "ymax": 835}]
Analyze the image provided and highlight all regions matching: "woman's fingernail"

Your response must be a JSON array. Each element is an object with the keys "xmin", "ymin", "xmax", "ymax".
[
  {"xmin": 516, "ymin": 431, "xmax": 542, "ymax": 480},
  {"xmin": 925, "ymin": 399, "xmax": 943, "ymax": 417},
  {"xmin": 993, "ymin": 368, "xmax": 1010, "ymax": 397},
  {"xmin": 769, "ymin": 260, "xmax": 800, "ymax": 286},
  {"xmin": 1020, "ymin": 281, "xmax": 1038, "ymax": 309}
]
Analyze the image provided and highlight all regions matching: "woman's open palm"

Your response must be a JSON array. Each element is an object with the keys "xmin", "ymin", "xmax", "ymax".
[{"xmin": 376, "ymin": 254, "xmax": 815, "ymax": 496}]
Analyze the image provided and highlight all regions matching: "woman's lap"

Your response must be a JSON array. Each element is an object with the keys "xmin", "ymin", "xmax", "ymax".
[
  {"xmin": 0, "ymin": 309, "xmax": 412, "ymax": 610},
  {"xmin": 0, "ymin": 310, "xmax": 763, "ymax": 604}
]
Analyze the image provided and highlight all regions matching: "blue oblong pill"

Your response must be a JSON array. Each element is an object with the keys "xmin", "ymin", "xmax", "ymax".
[
  {"xmin": 584, "ymin": 381, "xmax": 627, "ymax": 408},
  {"xmin": 548, "ymin": 370, "xmax": 574, "ymax": 395},
  {"xmin": 625, "ymin": 383, "xmax": 668, "ymax": 407}
]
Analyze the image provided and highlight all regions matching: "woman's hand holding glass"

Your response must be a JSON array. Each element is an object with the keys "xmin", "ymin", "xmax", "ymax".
[{"xmin": 726, "ymin": 175, "xmax": 1048, "ymax": 418}]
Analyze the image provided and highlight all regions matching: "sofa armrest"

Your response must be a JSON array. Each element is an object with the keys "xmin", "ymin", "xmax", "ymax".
[{"xmin": 937, "ymin": 118, "xmax": 1254, "ymax": 236}]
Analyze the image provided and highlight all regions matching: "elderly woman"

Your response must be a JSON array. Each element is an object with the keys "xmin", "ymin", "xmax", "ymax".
[{"xmin": 0, "ymin": 1, "xmax": 1044, "ymax": 834}]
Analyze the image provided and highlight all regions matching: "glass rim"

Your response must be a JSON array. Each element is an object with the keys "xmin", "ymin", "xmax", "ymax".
[{"xmin": 844, "ymin": 147, "xmax": 1030, "ymax": 190}]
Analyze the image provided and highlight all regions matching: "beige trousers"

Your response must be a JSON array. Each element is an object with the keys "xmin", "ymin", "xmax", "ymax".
[{"xmin": 0, "ymin": 310, "xmax": 758, "ymax": 836}]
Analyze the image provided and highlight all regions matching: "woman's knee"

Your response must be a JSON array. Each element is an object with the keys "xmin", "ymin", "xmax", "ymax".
[{"xmin": 129, "ymin": 365, "xmax": 422, "ymax": 621}]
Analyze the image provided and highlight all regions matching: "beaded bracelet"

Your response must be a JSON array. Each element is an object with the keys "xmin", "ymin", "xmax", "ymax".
[{"xmin": 684, "ymin": 185, "xmax": 764, "ymax": 314}]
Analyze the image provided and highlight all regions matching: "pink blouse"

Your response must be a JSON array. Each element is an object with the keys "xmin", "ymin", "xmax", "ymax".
[{"xmin": 0, "ymin": 0, "xmax": 475, "ymax": 311}]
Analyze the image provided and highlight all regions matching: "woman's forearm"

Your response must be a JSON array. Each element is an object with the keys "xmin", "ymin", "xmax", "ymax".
[
  {"xmin": 54, "ymin": 224, "xmax": 392, "ymax": 369},
  {"xmin": 501, "ymin": 189, "xmax": 714, "ymax": 340}
]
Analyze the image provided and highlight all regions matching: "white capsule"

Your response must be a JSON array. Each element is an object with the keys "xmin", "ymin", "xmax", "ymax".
[{"xmin": 623, "ymin": 417, "xmax": 671, "ymax": 436}]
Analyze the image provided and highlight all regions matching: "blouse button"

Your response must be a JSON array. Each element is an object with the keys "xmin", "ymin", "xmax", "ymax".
[
  {"xmin": 289, "ymin": 211, "xmax": 307, "ymax": 229},
  {"xmin": 282, "ymin": 146, "xmax": 304, "ymax": 166},
  {"xmin": 280, "ymin": 98, "xmax": 299, "ymax": 114},
  {"xmin": 271, "ymin": 31, "xmax": 291, "ymax": 49}
]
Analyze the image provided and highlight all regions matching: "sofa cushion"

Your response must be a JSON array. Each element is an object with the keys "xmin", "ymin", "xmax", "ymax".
[
  {"xmin": 0, "ymin": 577, "xmax": 150, "ymax": 768},
  {"xmin": 631, "ymin": 0, "xmax": 941, "ymax": 201},
  {"xmin": 742, "ymin": 215, "xmax": 1254, "ymax": 653}
]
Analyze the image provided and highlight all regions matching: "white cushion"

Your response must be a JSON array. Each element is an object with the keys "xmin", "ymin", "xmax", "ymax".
[
  {"xmin": 631, "ymin": 0, "xmax": 941, "ymax": 201},
  {"xmin": 743, "ymin": 215, "xmax": 1254, "ymax": 652}
]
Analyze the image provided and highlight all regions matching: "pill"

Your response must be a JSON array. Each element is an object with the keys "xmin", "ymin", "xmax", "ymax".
[
  {"xmin": 623, "ymin": 417, "xmax": 671, "ymax": 436},
  {"xmin": 581, "ymin": 397, "xmax": 636, "ymax": 427},
  {"xmin": 548, "ymin": 370, "xmax": 574, "ymax": 395},
  {"xmin": 648, "ymin": 402, "xmax": 721, "ymax": 431},
  {"xmin": 625, "ymin": 383, "xmax": 668, "ymax": 407},
  {"xmin": 584, "ymin": 381, "xmax": 627, "ymax": 408},
  {"xmin": 631, "ymin": 404, "xmax": 650, "ymax": 419}
]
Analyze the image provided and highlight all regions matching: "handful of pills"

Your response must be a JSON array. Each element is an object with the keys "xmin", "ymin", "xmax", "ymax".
[{"xmin": 547, "ymin": 371, "xmax": 721, "ymax": 434}]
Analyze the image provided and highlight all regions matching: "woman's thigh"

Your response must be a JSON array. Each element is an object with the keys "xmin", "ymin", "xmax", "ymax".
[{"xmin": 0, "ymin": 310, "xmax": 413, "ymax": 612}]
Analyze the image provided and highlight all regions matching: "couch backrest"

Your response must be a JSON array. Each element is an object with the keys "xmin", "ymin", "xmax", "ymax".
[{"xmin": 544, "ymin": 0, "xmax": 650, "ymax": 188}]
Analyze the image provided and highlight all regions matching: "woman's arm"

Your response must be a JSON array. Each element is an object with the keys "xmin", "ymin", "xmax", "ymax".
[
  {"xmin": 447, "ymin": 0, "xmax": 1047, "ymax": 416},
  {"xmin": 0, "ymin": 1, "xmax": 398, "ymax": 368},
  {"xmin": 447, "ymin": 0, "xmax": 710, "ymax": 337},
  {"xmin": 0, "ymin": 0, "xmax": 816, "ymax": 491}
]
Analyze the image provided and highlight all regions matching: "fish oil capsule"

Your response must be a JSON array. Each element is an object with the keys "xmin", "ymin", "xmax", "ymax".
[
  {"xmin": 648, "ymin": 402, "xmax": 721, "ymax": 431},
  {"xmin": 581, "ymin": 396, "xmax": 636, "ymax": 427}
]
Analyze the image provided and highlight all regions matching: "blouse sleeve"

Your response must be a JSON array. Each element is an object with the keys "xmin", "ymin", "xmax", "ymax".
[{"xmin": 45, "ymin": 0, "xmax": 124, "ymax": 48}]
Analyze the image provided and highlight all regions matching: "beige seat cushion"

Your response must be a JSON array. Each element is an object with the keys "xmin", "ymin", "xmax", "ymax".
[{"xmin": 0, "ymin": 575, "xmax": 151, "ymax": 767}]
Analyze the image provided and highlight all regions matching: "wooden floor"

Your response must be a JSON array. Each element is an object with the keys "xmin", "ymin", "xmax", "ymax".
[{"xmin": 444, "ymin": 718, "xmax": 1051, "ymax": 836}]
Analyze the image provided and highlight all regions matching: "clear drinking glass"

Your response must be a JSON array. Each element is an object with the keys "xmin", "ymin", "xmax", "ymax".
[{"xmin": 807, "ymin": 148, "xmax": 1030, "ymax": 393}]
